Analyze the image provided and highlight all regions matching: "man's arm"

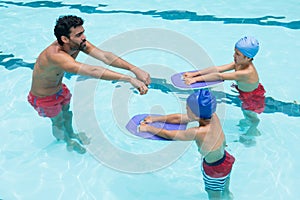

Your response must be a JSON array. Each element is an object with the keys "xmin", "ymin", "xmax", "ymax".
[
  {"xmin": 83, "ymin": 41, "xmax": 151, "ymax": 85},
  {"xmin": 51, "ymin": 51, "xmax": 148, "ymax": 94}
]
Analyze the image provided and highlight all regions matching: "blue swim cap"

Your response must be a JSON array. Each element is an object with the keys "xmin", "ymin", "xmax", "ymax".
[
  {"xmin": 235, "ymin": 36, "xmax": 259, "ymax": 58},
  {"xmin": 186, "ymin": 89, "xmax": 217, "ymax": 119}
]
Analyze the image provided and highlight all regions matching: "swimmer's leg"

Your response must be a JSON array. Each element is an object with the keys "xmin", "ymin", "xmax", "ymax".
[
  {"xmin": 50, "ymin": 112, "xmax": 65, "ymax": 141},
  {"xmin": 242, "ymin": 109, "xmax": 260, "ymax": 124},
  {"xmin": 66, "ymin": 140, "xmax": 86, "ymax": 154},
  {"xmin": 206, "ymin": 188, "xmax": 221, "ymax": 200},
  {"xmin": 238, "ymin": 110, "xmax": 261, "ymax": 147},
  {"xmin": 62, "ymin": 104, "xmax": 90, "ymax": 145},
  {"xmin": 238, "ymin": 109, "xmax": 260, "ymax": 128},
  {"xmin": 51, "ymin": 110, "xmax": 86, "ymax": 154},
  {"xmin": 242, "ymin": 109, "xmax": 261, "ymax": 136},
  {"xmin": 205, "ymin": 177, "xmax": 233, "ymax": 200},
  {"xmin": 222, "ymin": 177, "xmax": 233, "ymax": 200}
]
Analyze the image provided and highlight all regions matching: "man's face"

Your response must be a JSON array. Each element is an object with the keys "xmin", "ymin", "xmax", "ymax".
[{"xmin": 68, "ymin": 25, "xmax": 87, "ymax": 51}]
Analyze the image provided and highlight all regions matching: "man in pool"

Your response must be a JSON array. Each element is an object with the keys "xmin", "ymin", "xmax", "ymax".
[
  {"xmin": 27, "ymin": 15, "xmax": 151, "ymax": 154},
  {"xmin": 139, "ymin": 89, "xmax": 235, "ymax": 200},
  {"xmin": 183, "ymin": 36, "xmax": 265, "ymax": 134}
]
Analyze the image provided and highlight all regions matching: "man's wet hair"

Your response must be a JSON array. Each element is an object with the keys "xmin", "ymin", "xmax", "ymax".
[{"xmin": 54, "ymin": 15, "xmax": 84, "ymax": 45}]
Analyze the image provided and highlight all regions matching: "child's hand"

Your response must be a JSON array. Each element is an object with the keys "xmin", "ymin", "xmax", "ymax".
[
  {"xmin": 183, "ymin": 71, "xmax": 197, "ymax": 78},
  {"xmin": 184, "ymin": 77, "xmax": 197, "ymax": 85},
  {"xmin": 139, "ymin": 123, "xmax": 148, "ymax": 132},
  {"xmin": 141, "ymin": 116, "xmax": 153, "ymax": 124}
]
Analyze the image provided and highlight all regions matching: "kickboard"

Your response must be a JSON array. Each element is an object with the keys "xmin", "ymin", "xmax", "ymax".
[
  {"xmin": 126, "ymin": 114, "xmax": 187, "ymax": 140},
  {"xmin": 171, "ymin": 71, "xmax": 223, "ymax": 89}
]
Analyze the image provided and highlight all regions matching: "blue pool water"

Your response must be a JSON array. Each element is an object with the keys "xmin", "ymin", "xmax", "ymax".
[{"xmin": 1, "ymin": 0, "xmax": 300, "ymax": 199}]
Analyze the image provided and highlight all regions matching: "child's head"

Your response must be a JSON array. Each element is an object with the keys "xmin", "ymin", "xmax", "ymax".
[
  {"xmin": 186, "ymin": 89, "xmax": 216, "ymax": 119},
  {"xmin": 235, "ymin": 36, "xmax": 259, "ymax": 58}
]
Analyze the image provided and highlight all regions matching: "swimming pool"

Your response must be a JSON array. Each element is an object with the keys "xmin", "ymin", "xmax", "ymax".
[{"xmin": 1, "ymin": 0, "xmax": 300, "ymax": 199}]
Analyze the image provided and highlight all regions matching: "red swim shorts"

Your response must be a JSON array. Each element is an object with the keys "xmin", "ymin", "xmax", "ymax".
[
  {"xmin": 27, "ymin": 84, "xmax": 72, "ymax": 118},
  {"xmin": 237, "ymin": 83, "xmax": 266, "ymax": 114},
  {"xmin": 202, "ymin": 151, "xmax": 235, "ymax": 178}
]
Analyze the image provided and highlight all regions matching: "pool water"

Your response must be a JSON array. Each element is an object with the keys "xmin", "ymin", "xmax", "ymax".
[{"xmin": 1, "ymin": 0, "xmax": 300, "ymax": 199}]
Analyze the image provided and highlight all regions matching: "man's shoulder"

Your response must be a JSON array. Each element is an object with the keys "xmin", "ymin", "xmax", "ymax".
[
  {"xmin": 45, "ymin": 45, "xmax": 71, "ymax": 62},
  {"xmin": 46, "ymin": 43, "xmax": 65, "ymax": 55}
]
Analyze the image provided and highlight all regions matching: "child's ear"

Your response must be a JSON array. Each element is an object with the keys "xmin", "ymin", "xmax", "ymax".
[{"xmin": 246, "ymin": 56, "xmax": 253, "ymax": 62}]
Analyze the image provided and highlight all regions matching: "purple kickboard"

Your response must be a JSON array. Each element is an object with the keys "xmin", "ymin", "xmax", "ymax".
[
  {"xmin": 126, "ymin": 114, "xmax": 187, "ymax": 140},
  {"xmin": 171, "ymin": 71, "xmax": 223, "ymax": 89}
]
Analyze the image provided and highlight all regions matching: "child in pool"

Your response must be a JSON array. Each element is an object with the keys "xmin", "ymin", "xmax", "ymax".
[
  {"xmin": 184, "ymin": 36, "xmax": 265, "ymax": 131},
  {"xmin": 139, "ymin": 89, "xmax": 235, "ymax": 200}
]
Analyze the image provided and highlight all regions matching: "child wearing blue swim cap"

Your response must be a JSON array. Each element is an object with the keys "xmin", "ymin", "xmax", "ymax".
[
  {"xmin": 183, "ymin": 36, "xmax": 265, "ymax": 135},
  {"xmin": 139, "ymin": 89, "xmax": 235, "ymax": 199}
]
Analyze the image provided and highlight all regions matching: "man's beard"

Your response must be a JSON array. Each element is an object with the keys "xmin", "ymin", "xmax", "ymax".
[
  {"xmin": 79, "ymin": 39, "xmax": 87, "ymax": 51},
  {"xmin": 70, "ymin": 39, "xmax": 86, "ymax": 51}
]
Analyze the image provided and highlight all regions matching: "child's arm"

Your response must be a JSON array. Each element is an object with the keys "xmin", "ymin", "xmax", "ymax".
[
  {"xmin": 184, "ymin": 72, "xmax": 222, "ymax": 84},
  {"xmin": 139, "ymin": 125, "xmax": 198, "ymax": 141},
  {"xmin": 184, "ymin": 62, "xmax": 247, "ymax": 85},
  {"xmin": 183, "ymin": 62, "xmax": 235, "ymax": 78},
  {"xmin": 217, "ymin": 62, "xmax": 235, "ymax": 72},
  {"xmin": 142, "ymin": 114, "xmax": 190, "ymax": 124},
  {"xmin": 183, "ymin": 66, "xmax": 217, "ymax": 78}
]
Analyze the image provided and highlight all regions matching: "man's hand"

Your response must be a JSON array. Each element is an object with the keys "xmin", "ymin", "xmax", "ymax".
[
  {"xmin": 132, "ymin": 67, "xmax": 151, "ymax": 86},
  {"xmin": 129, "ymin": 77, "xmax": 148, "ymax": 95}
]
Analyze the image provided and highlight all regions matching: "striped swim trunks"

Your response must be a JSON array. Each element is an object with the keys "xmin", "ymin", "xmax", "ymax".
[{"xmin": 201, "ymin": 151, "xmax": 235, "ymax": 191}]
